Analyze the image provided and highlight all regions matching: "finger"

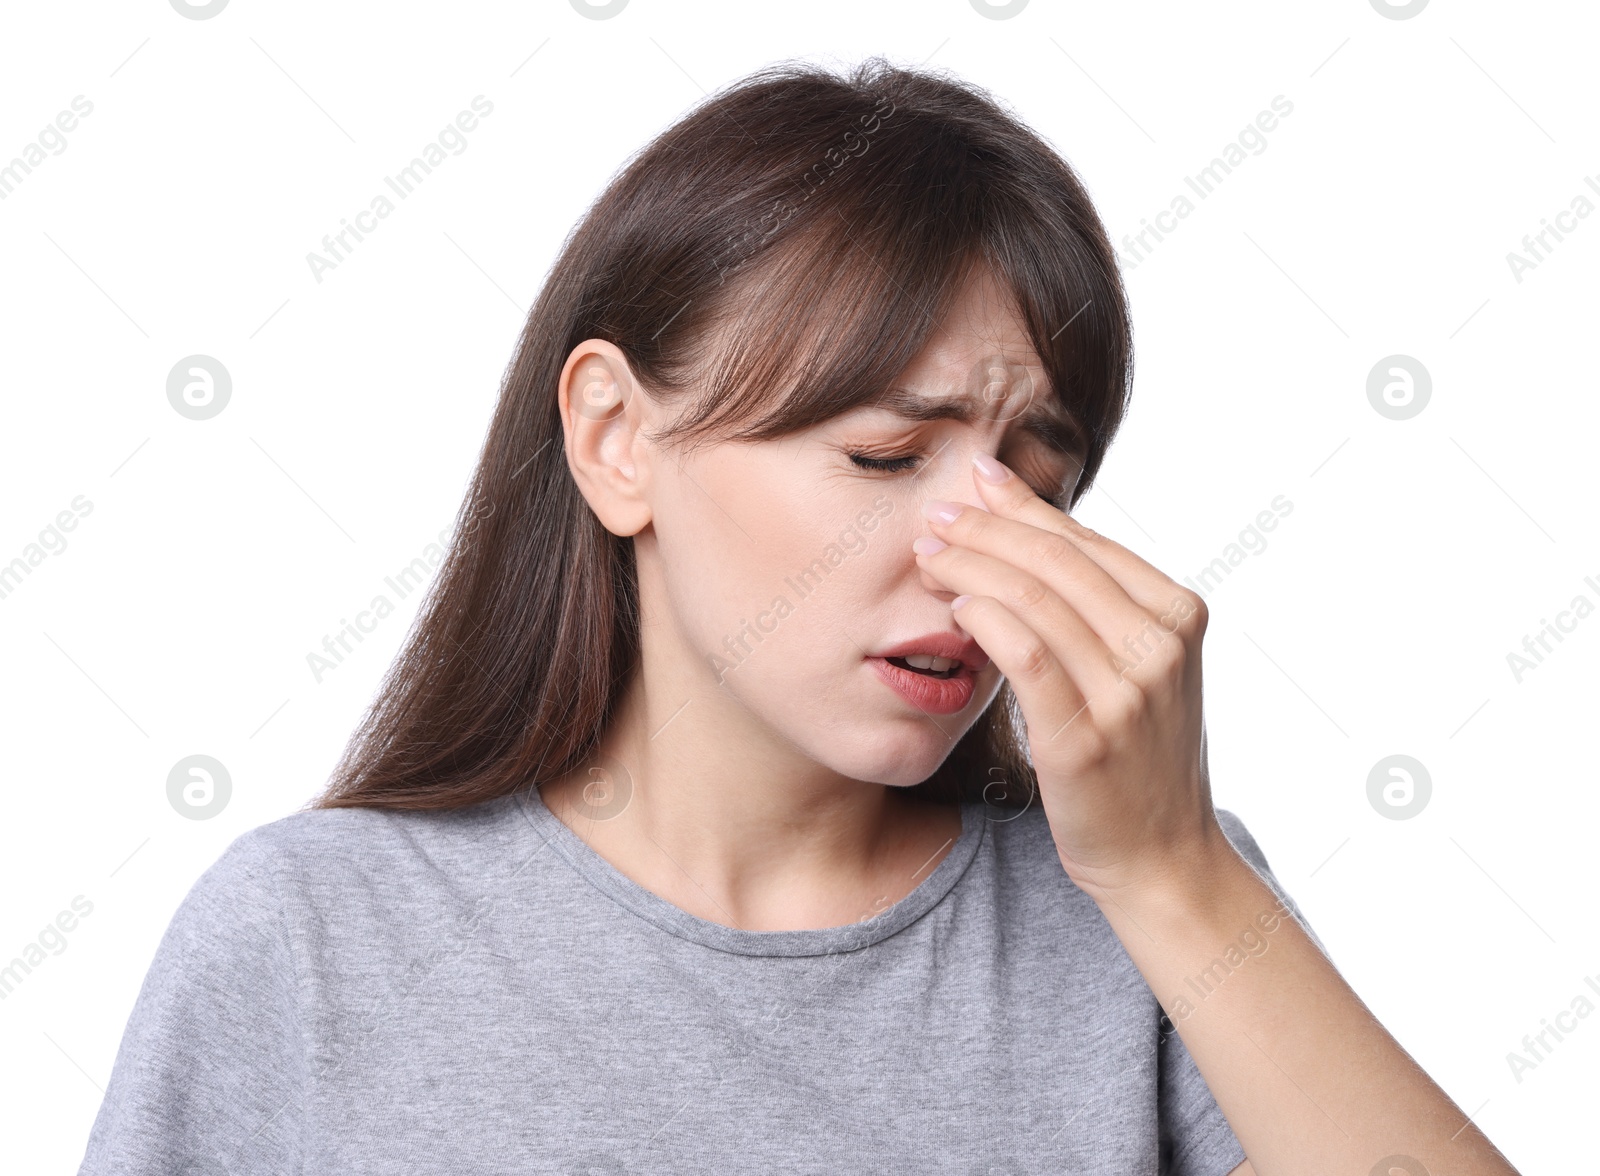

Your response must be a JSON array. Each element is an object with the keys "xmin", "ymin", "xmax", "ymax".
[
  {"xmin": 914, "ymin": 541, "xmax": 1132, "ymax": 702},
  {"xmin": 945, "ymin": 592, "xmax": 1103, "ymax": 756},
  {"xmin": 966, "ymin": 453, "xmax": 1200, "ymax": 621},
  {"xmin": 920, "ymin": 495, "xmax": 1154, "ymax": 655}
]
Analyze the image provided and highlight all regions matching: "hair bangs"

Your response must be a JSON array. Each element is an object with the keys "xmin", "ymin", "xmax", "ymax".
[
  {"xmin": 648, "ymin": 219, "xmax": 990, "ymax": 455},
  {"xmin": 626, "ymin": 99, "xmax": 1127, "ymax": 506}
]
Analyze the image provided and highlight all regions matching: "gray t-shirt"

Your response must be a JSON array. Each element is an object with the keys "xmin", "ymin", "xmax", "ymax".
[{"xmin": 77, "ymin": 786, "xmax": 1315, "ymax": 1175}]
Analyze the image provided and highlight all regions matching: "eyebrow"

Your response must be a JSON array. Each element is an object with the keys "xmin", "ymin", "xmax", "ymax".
[{"xmin": 865, "ymin": 385, "xmax": 1087, "ymax": 455}]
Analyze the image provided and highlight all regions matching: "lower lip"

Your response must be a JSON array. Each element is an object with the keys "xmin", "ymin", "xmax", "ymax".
[{"xmin": 867, "ymin": 657, "xmax": 977, "ymax": 715}]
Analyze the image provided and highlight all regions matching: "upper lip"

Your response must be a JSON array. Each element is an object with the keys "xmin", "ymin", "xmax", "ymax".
[{"xmin": 873, "ymin": 632, "xmax": 990, "ymax": 672}]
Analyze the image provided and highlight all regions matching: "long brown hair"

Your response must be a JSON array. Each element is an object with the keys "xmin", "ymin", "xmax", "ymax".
[{"xmin": 311, "ymin": 56, "xmax": 1133, "ymax": 814}]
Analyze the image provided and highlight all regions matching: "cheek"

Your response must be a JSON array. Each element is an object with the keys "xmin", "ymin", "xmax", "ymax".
[
  {"xmin": 652, "ymin": 440, "xmax": 924, "ymax": 685},
  {"xmin": 655, "ymin": 457, "xmax": 852, "ymax": 655}
]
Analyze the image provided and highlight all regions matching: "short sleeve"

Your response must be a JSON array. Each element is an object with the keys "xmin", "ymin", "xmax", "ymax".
[
  {"xmin": 77, "ymin": 829, "xmax": 307, "ymax": 1176},
  {"xmin": 1155, "ymin": 807, "xmax": 1326, "ymax": 1176},
  {"xmin": 1158, "ymin": 1022, "xmax": 1246, "ymax": 1176},
  {"xmin": 1214, "ymin": 806, "xmax": 1328, "ymax": 958}
]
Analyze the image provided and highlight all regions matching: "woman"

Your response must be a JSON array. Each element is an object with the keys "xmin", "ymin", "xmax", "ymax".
[{"xmin": 79, "ymin": 59, "xmax": 1518, "ymax": 1175}]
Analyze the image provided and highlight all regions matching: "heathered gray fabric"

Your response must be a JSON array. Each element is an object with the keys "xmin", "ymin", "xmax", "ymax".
[{"xmin": 77, "ymin": 786, "xmax": 1316, "ymax": 1175}]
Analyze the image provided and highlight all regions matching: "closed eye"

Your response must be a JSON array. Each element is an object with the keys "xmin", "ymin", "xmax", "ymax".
[
  {"xmin": 849, "ymin": 449, "xmax": 1066, "ymax": 504},
  {"xmin": 847, "ymin": 451, "xmax": 921, "ymax": 474}
]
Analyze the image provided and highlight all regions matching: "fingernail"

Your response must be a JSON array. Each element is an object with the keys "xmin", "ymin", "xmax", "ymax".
[
  {"xmin": 920, "ymin": 499, "xmax": 962, "ymax": 524},
  {"xmin": 951, "ymin": 594, "xmax": 972, "ymax": 611},
  {"xmin": 912, "ymin": 537, "xmax": 947, "ymax": 555},
  {"xmin": 972, "ymin": 452, "xmax": 1011, "ymax": 484}
]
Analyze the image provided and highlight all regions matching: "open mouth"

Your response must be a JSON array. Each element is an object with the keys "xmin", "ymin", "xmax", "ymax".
[{"xmin": 885, "ymin": 655, "xmax": 963, "ymax": 679}]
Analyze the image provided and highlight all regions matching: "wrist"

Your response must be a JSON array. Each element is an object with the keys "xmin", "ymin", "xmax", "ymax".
[{"xmin": 1080, "ymin": 827, "xmax": 1267, "ymax": 932}]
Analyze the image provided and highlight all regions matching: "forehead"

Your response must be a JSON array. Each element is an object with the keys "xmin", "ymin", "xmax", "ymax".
[
  {"xmin": 863, "ymin": 266, "xmax": 1078, "ymax": 438},
  {"xmin": 889, "ymin": 268, "xmax": 1062, "ymax": 412},
  {"xmin": 910, "ymin": 265, "xmax": 1034, "ymax": 364}
]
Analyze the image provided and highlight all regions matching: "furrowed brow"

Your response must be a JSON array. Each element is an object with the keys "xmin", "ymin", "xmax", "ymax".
[
  {"xmin": 868, "ymin": 386, "xmax": 978, "ymax": 423},
  {"xmin": 1019, "ymin": 412, "xmax": 1087, "ymax": 457},
  {"xmin": 868, "ymin": 386, "xmax": 1086, "ymax": 456}
]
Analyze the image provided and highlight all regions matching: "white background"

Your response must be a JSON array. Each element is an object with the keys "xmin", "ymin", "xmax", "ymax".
[{"xmin": 1, "ymin": 1, "xmax": 1594, "ymax": 1171}]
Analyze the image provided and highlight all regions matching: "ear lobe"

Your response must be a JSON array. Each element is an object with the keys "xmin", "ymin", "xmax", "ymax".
[{"xmin": 558, "ymin": 340, "xmax": 652, "ymax": 538}]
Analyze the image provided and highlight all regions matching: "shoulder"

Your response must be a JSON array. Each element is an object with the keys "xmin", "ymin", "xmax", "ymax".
[
  {"xmin": 176, "ymin": 791, "xmax": 532, "ymax": 945},
  {"xmin": 219, "ymin": 790, "xmax": 527, "ymax": 883}
]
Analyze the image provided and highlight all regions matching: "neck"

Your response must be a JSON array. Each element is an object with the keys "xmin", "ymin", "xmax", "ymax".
[{"xmin": 538, "ymin": 664, "xmax": 961, "ymax": 932}]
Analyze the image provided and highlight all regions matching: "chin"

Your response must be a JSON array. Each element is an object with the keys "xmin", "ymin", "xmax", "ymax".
[
  {"xmin": 824, "ymin": 671, "xmax": 1003, "ymax": 786},
  {"xmin": 807, "ymin": 725, "xmax": 961, "ymax": 789}
]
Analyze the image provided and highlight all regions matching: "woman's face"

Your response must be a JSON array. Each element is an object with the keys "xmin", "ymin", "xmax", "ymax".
[{"xmin": 572, "ymin": 268, "xmax": 1087, "ymax": 788}]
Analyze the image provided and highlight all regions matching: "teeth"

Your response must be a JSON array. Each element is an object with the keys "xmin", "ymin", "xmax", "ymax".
[{"xmin": 902, "ymin": 654, "xmax": 960, "ymax": 672}]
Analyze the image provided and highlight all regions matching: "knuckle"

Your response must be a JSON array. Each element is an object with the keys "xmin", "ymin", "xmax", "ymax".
[
  {"xmin": 1022, "ymin": 531, "xmax": 1069, "ymax": 574},
  {"xmin": 1102, "ymin": 678, "xmax": 1146, "ymax": 726},
  {"xmin": 1147, "ymin": 629, "xmax": 1187, "ymax": 675},
  {"xmin": 1008, "ymin": 576, "xmax": 1051, "ymax": 612},
  {"xmin": 1060, "ymin": 515, "xmax": 1102, "ymax": 545},
  {"xmin": 1070, "ymin": 725, "xmax": 1111, "ymax": 766},
  {"xmin": 1100, "ymin": 672, "xmax": 1152, "ymax": 716},
  {"xmin": 1014, "ymin": 638, "xmax": 1054, "ymax": 680},
  {"xmin": 961, "ymin": 508, "xmax": 994, "ymax": 542},
  {"xmin": 1158, "ymin": 588, "xmax": 1208, "ymax": 640}
]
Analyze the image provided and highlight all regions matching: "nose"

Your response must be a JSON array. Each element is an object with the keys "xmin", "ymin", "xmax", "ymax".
[
  {"xmin": 913, "ymin": 447, "xmax": 990, "ymax": 597},
  {"xmin": 922, "ymin": 442, "xmax": 993, "ymax": 521}
]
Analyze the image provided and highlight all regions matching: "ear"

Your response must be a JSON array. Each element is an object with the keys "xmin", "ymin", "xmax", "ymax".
[{"xmin": 558, "ymin": 339, "xmax": 653, "ymax": 538}]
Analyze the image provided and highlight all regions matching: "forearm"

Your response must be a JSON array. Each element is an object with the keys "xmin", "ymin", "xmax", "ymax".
[{"xmin": 1092, "ymin": 839, "xmax": 1520, "ymax": 1176}]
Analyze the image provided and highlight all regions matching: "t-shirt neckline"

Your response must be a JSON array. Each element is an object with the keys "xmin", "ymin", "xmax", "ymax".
[{"xmin": 512, "ymin": 784, "xmax": 986, "ymax": 958}]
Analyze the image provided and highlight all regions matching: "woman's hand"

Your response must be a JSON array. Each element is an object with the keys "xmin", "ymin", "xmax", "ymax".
[
  {"xmin": 917, "ymin": 453, "xmax": 1524, "ymax": 1176},
  {"xmin": 913, "ymin": 451, "xmax": 1228, "ymax": 905}
]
